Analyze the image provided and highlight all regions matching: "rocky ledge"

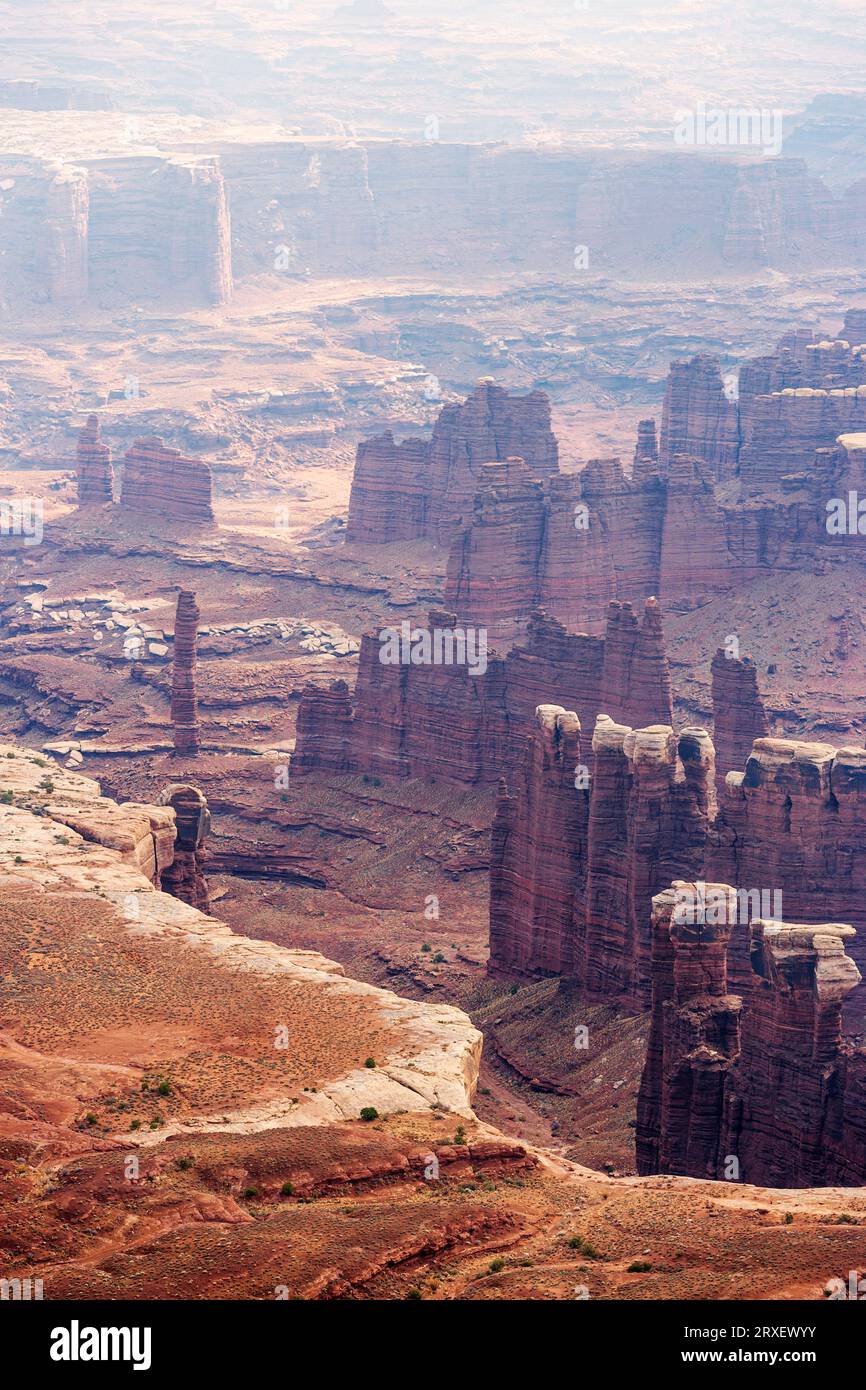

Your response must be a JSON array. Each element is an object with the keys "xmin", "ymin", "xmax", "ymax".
[{"xmin": 0, "ymin": 744, "xmax": 482, "ymax": 1138}]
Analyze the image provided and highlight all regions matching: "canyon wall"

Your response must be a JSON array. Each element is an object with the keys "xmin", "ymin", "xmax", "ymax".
[
  {"xmin": 636, "ymin": 890, "xmax": 866, "ymax": 1187},
  {"xmin": 292, "ymin": 598, "xmax": 674, "ymax": 788},
  {"xmin": 1, "ymin": 154, "xmax": 232, "ymax": 308},
  {"xmin": 489, "ymin": 711, "xmax": 712, "ymax": 1003},
  {"xmin": 7, "ymin": 144, "xmax": 866, "ymax": 307}
]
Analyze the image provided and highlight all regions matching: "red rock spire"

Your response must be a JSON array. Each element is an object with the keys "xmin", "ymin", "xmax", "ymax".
[
  {"xmin": 171, "ymin": 590, "xmax": 201, "ymax": 755},
  {"xmin": 76, "ymin": 414, "xmax": 113, "ymax": 505},
  {"xmin": 710, "ymin": 648, "xmax": 768, "ymax": 797}
]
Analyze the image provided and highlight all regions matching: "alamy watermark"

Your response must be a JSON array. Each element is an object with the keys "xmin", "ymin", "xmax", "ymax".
[
  {"xmin": 672, "ymin": 881, "xmax": 783, "ymax": 926},
  {"xmin": 827, "ymin": 492, "xmax": 866, "ymax": 535},
  {"xmin": 674, "ymin": 103, "xmax": 783, "ymax": 158},
  {"xmin": 0, "ymin": 497, "xmax": 43, "ymax": 547},
  {"xmin": 378, "ymin": 621, "xmax": 488, "ymax": 677}
]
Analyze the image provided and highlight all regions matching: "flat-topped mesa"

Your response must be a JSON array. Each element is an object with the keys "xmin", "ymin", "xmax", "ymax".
[
  {"xmin": 659, "ymin": 355, "xmax": 739, "ymax": 482},
  {"xmin": 637, "ymin": 899, "xmax": 866, "ymax": 1186},
  {"xmin": 708, "ymin": 736, "xmax": 866, "ymax": 983},
  {"xmin": 156, "ymin": 783, "xmax": 211, "ymax": 912},
  {"xmin": 76, "ymin": 414, "xmax": 113, "ymax": 505},
  {"xmin": 171, "ymin": 590, "xmax": 201, "ymax": 756},
  {"xmin": 291, "ymin": 679, "xmax": 354, "ymax": 776},
  {"xmin": 346, "ymin": 381, "xmax": 559, "ymax": 548},
  {"xmin": 292, "ymin": 597, "xmax": 675, "ymax": 791},
  {"xmin": 120, "ymin": 436, "xmax": 215, "ymax": 526},
  {"xmin": 632, "ymin": 418, "xmax": 659, "ymax": 482},
  {"xmin": 738, "ymin": 384, "xmax": 866, "ymax": 492},
  {"xmin": 710, "ymin": 649, "xmax": 768, "ymax": 797}
]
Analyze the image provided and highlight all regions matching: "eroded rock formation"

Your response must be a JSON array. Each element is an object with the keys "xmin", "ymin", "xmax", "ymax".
[
  {"xmin": 445, "ymin": 457, "xmax": 666, "ymax": 639},
  {"xmin": 710, "ymin": 648, "xmax": 768, "ymax": 797},
  {"xmin": 636, "ymin": 890, "xmax": 866, "ymax": 1187},
  {"xmin": 633, "ymin": 418, "xmax": 659, "ymax": 481},
  {"xmin": 491, "ymin": 711, "xmax": 866, "ymax": 1004},
  {"xmin": 76, "ymin": 414, "xmax": 113, "ymax": 506},
  {"xmin": 120, "ymin": 437, "xmax": 215, "ymax": 526},
  {"xmin": 659, "ymin": 355, "xmax": 739, "ymax": 481},
  {"xmin": 708, "ymin": 737, "xmax": 866, "ymax": 982},
  {"xmin": 157, "ymin": 784, "xmax": 211, "ymax": 912},
  {"xmin": 293, "ymin": 598, "xmax": 674, "ymax": 788},
  {"xmin": 171, "ymin": 590, "xmax": 201, "ymax": 755},
  {"xmin": 425, "ymin": 313, "xmax": 866, "ymax": 635},
  {"xmin": 346, "ymin": 382, "xmax": 558, "ymax": 548},
  {"xmin": 490, "ymin": 711, "xmax": 712, "ymax": 1001},
  {"xmin": 46, "ymin": 168, "xmax": 89, "ymax": 305}
]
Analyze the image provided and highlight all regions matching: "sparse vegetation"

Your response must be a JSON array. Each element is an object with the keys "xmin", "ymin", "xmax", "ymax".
[
  {"xmin": 281, "ymin": 1182, "xmax": 294, "ymax": 1197},
  {"xmin": 568, "ymin": 1236, "xmax": 601, "ymax": 1259},
  {"xmin": 627, "ymin": 1261, "xmax": 652, "ymax": 1273},
  {"xmin": 360, "ymin": 1106, "xmax": 378, "ymax": 1122}
]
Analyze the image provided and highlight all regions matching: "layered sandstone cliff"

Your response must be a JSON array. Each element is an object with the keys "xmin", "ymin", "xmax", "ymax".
[
  {"xmin": 45, "ymin": 167, "xmax": 89, "ymax": 305},
  {"xmin": 429, "ymin": 313, "xmax": 866, "ymax": 636},
  {"xmin": 120, "ymin": 437, "xmax": 215, "ymax": 526},
  {"xmin": 76, "ymin": 414, "xmax": 113, "ymax": 506},
  {"xmin": 658, "ymin": 355, "xmax": 738, "ymax": 481},
  {"xmin": 171, "ymin": 590, "xmax": 202, "ymax": 755},
  {"xmin": 710, "ymin": 649, "xmax": 768, "ymax": 797},
  {"xmin": 708, "ymin": 737, "xmax": 866, "ymax": 981},
  {"xmin": 346, "ymin": 382, "xmax": 558, "ymax": 548},
  {"xmin": 491, "ymin": 711, "xmax": 866, "ymax": 1006},
  {"xmin": 445, "ymin": 455, "xmax": 666, "ymax": 639},
  {"xmin": 636, "ymin": 889, "xmax": 866, "ymax": 1187},
  {"xmin": 489, "ymin": 711, "xmax": 712, "ymax": 1002},
  {"xmin": 292, "ymin": 598, "xmax": 673, "ymax": 788}
]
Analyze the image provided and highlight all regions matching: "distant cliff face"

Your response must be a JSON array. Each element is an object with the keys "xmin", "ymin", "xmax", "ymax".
[{"xmin": 6, "ymin": 143, "xmax": 866, "ymax": 308}]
